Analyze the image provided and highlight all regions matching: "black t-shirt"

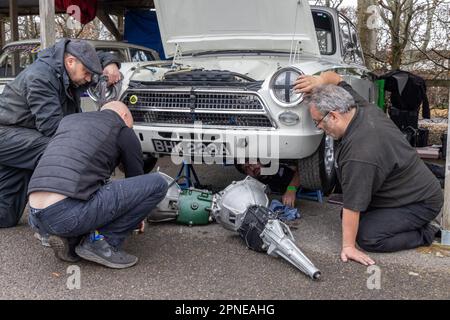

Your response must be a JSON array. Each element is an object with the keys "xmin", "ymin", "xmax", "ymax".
[
  {"xmin": 335, "ymin": 82, "xmax": 443, "ymax": 212},
  {"xmin": 257, "ymin": 163, "xmax": 295, "ymax": 194}
]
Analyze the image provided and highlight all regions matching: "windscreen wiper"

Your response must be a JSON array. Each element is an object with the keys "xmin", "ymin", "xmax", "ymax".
[{"xmin": 192, "ymin": 50, "xmax": 288, "ymax": 57}]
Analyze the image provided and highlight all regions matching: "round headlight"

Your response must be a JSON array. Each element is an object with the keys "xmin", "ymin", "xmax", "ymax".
[{"xmin": 269, "ymin": 67, "xmax": 304, "ymax": 107}]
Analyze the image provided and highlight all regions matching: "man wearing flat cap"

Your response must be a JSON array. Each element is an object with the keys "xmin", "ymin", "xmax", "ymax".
[{"xmin": 0, "ymin": 38, "xmax": 121, "ymax": 228}]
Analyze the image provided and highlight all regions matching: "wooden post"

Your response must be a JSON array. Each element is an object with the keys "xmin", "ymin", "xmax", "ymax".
[
  {"xmin": 0, "ymin": 15, "xmax": 5, "ymax": 50},
  {"xmin": 442, "ymin": 86, "xmax": 450, "ymax": 246},
  {"xmin": 9, "ymin": 0, "xmax": 18, "ymax": 41},
  {"xmin": 39, "ymin": 0, "xmax": 55, "ymax": 49},
  {"xmin": 117, "ymin": 14, "xmax": 124, "ymax": 36},
  {"xmin": 9, "ymin": 0, "xmax": 19, "ymax": 75},
  {"xmin": 97, "ymin": 9, "xmax": 123, "ymax": 41}
]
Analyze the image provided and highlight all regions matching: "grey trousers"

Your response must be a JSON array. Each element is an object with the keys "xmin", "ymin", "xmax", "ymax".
[{"xmin": 0, "ymin": 126, "xmax": 50, "ymax": 227}]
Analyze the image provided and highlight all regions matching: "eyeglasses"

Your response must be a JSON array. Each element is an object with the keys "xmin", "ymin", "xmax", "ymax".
[{"xmin": 313, "ymin": 111, "xmax": 330, "ymax": 127}]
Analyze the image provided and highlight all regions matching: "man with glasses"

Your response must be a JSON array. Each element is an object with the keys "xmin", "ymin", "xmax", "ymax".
[
  {"xmin": 313, "ymin": 111, "xmax": 330, "ymax": 128},
  {"xmin": 0, "ymin": 39, "xmax": 121, "ymax": 228},
  {"xmin": 293, "ymin": 71, "xmax": 443, "ymax": 266}
]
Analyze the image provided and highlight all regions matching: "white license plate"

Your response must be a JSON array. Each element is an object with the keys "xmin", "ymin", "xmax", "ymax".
[{"xmin": 152, "ymin": 139, "xmax": 229, "ymax": 156}]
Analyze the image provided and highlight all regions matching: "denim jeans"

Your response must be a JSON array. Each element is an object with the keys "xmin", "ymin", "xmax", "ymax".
[
  {"xmin": 356, "ymin": 201, "xmax": 441, "ymax": 252},
  {"xmin": 28, "ymin": 173, "xmax": 168, "ymax": 248}
]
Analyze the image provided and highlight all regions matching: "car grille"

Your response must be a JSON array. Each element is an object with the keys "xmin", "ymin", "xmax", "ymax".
[
  {"xmin": 130, "ymin": 110, "xmax": 273, "ymax": 127},
  {"xmin": 122, "ymin": 90, "xmax": 274, "ymax": 128}
]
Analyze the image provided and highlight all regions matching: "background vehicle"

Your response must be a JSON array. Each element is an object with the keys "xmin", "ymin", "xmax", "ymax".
[{"xmin": 0, "ymin": 38, "xmax": 160, "ymax": 111}]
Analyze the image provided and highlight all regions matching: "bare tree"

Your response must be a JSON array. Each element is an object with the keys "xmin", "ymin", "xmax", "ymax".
[
  {"xmin": 53, "ymin": 14, "xmax": 114, "ymax": 40},
  {"xmin": 357, "ymin": 0, "xmax": 378, "ymax": 69},
  {"xmin": 377, "ymin": 0, "xmax": 449, "ymax": 71},
  {"xmin": 420, "ymin": 0, "xmax": 439, "ymax": 52},
  {"xmin": 310, "ymin": 0, "xmax": 345, "ymax": 8}
]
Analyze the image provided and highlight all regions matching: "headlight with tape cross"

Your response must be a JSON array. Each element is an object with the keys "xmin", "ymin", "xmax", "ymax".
[{"xmin": 269, "ymin": 67, "xmax": 304, "ymax": 107}]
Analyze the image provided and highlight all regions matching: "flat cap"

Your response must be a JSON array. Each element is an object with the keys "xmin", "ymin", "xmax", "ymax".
[{"xmin": 65, "ymin": 39, "xmax": 103, "ymax": 75}]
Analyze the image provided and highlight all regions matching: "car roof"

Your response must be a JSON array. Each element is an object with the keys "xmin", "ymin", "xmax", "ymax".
[{"xmin": 1, "ymin": 38, "xmax": 157, "ymax": 52}]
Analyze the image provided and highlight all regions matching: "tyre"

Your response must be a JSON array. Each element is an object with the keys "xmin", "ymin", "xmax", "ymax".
[
  {"xmin": 143, "ymin": 153, "xmax": 158, "ymax": 173},
  {"xmin": 298, "ymin": 135, "xmax": 336, "ymax": 195},
  {"xmin": 234, "ymin": 162, "xmax": 247, "ymax": 175}
]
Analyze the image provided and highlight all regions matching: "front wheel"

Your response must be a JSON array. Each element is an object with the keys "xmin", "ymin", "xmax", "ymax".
[{"xmin": 298, "ymin": 135, "xmax": 336, "ymax": 195}]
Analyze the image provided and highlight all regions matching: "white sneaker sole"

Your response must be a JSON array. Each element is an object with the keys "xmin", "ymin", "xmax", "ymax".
[{"xmin": 75, "ymin": 245, "xmax": 138, "ymax": 269}]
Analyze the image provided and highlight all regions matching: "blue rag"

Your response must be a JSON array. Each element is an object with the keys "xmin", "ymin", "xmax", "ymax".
[{"xmin": 269, "ymin": 199, "xmax": 301, "ymax": 221}]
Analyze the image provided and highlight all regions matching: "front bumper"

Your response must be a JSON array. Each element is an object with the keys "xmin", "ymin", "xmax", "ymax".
[{"xmin": 133, "ymin": 124, "xmax": 323, "ymax": 161}]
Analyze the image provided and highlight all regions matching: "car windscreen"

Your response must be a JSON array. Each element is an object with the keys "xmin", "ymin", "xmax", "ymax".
[
  {"xmin": 0, "ymin": 43, "xmax": 40, "ymax": 77},
  {"xmin": 130, "ymin": 48, "xmax": 156, "ymax": 62},
  {"xmin": 312, "ymin": 11, "xmax": 335, "ymax": 55},
  {"xmin": 95, "ymin": 48, "xmax": 128, "ymax": 62}
]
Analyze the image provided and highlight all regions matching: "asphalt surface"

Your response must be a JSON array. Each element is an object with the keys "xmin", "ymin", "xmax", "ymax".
[{"xmin": 0, "ymin": 157, "xmax": 449, "ymax": 300}]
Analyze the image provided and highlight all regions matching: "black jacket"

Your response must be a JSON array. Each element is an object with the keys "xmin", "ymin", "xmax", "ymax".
[
  {"xmin": 28, "ymin": 110, "xmax": 144, "ymax": 200},
  {"xmin": 379, "ymin": 70, "xmax": 430, "ymax": 130},
  {"xmin": 0, "ymin": 38, "xmax": 120, "ymax": 137}
]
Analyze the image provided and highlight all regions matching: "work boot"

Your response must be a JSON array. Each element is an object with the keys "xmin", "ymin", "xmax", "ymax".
[
  {"xmin": 432, "ymin": 210, "xmax": 443, "ymax": 228},
  {"xmin": 430, "ymin": 211, "xmax": 443, "ymax": 240},
  {"xmin": 429, "ymin": 221, "xmax": 442, "ymax": 240},
  {"xmin": 49, "ymin": 236, "xmax": 81, "ymax": 263},
  {"xmin": 75, "ymin": 237, "xmax": 138, "ymax": 269}
]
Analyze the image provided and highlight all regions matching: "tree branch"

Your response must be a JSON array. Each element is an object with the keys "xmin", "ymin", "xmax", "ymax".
[
  {"xmin": 408, "ymin": 41, "xmax": 450, "ymax": 70},
  {"xmin": 75, "ymin": 24, "xmax": 86, "ymax": 38}
]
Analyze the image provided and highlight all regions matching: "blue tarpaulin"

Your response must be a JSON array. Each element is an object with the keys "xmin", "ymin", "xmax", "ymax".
[{"xmin": 124, "ymin": 10, "xmax": 166, "ymax": 59}]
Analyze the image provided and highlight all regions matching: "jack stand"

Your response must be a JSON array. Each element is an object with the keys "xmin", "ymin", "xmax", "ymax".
[
  {"xmin": 296, "ymin": 188, "xmax": 323, "ymax": 203},
  {"xmin": 175, "ymin": 161, "xmax": 202, "ymax": 190}
]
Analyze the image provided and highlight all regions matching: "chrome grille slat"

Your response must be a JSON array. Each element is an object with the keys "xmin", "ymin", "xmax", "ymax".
[
  {"xmin": 123, "ymin": 90, "xmax": 274, "ymax": 128},
  {"xmin": 124, "ymin": 90, "xmax": 264, "ymax": 111},
  {"xmin": 130, "ymin": 110, "xmax": 273, "ymax": 128}
]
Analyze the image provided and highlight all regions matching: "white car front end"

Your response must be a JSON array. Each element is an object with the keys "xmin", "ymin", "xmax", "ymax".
[
  {"xmin": 120, "ymin": 57, "xmax": 340, "ymax": 161},
  {"xmin": 118, "ymin": 0, "xmax": 377, "ymax": 192},
  {"xmin": 119, "ymin": 0, "xmax": 334, "ymax": 160}
]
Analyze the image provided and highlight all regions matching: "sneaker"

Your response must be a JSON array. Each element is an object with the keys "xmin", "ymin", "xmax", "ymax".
[
  {"xmin": 48, "ymin": 236, "xmax": 81, "ymax": 263},
  {"xmin": 34, "ymin": 232, "xmax": 51, "ymax": 247},
  {"xmin": 75, "ymin": 237, "xmax": 138, "ymax": 269}
]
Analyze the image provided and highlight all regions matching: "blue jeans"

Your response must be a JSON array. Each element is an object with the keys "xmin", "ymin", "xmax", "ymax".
[{"xmin": 29, "ymin": 173, "xmax": 168, "ymax": 248}]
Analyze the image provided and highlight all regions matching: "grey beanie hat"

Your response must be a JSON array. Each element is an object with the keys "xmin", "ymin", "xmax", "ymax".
[{"xmin": 65, "ymin": 39, "xmax": 103, "ymax": 75}]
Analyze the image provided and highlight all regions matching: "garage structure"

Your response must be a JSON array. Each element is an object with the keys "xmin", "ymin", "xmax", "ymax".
[{"xmin": 0, "ymin": 0, "xmax": 155, "ymax": 49}]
